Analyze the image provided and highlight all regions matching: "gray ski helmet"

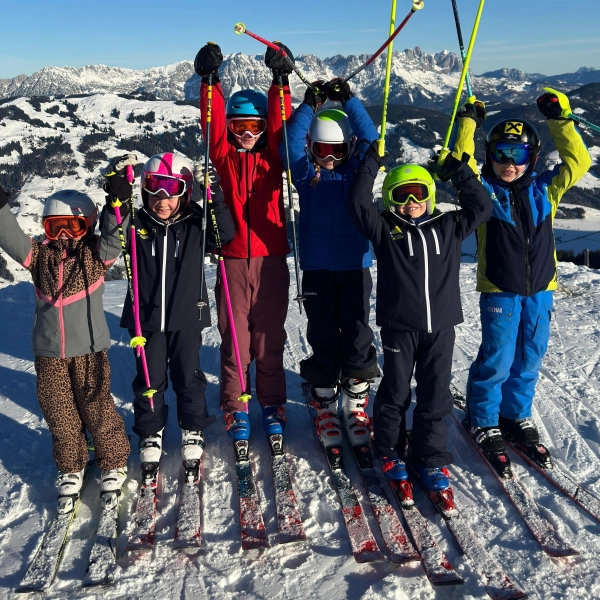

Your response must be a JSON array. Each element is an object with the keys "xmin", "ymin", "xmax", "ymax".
[{"xmin": 43, "ymin": 189, "xmax": 98, "ymax": 223}]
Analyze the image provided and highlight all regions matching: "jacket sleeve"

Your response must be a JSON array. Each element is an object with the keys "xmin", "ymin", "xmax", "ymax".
[
  {"xmin": 98, "ymin": 205, "xmax": 128, "ymax": 265},
  {"xmin": 201, "ymin": 81, "xmax": 230, "ymax": 162},
  {"xmin": 267, "ymin": 82, "xmax": 291, "ymax": 170},
  {"xmin": 347, "ymin": 148, "xmax": 384, "ymax": 246},
  {"xmin": 451, "ymin": 117, "xmax": 480, "ymax": 178},
  {"xmin": 540, "ymin": 119, "xmax": 592, "ymax": 213},
  {"xmin": 205, "ymin": 185, "xmax": 235, "ymax": 250},
  {"xmin": 453, "ymin": 164, "xmax": 493, "ymax": 239},
  {"xmin": 0, "ymin": 204, "xmax": 36, "ymax": 267},
  {"xmin": 343, "ymin": 97, "xmax": 379, "ymax": 159},
  {"xmin": 280, "ymin": 102, "xmax": 314, "ymax": 188}
]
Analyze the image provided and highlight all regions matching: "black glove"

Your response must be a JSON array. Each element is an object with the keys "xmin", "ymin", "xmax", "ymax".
[
  {"xmin": 103, "ymin": 154, "xmax": 137, "ymax": 218},
  {"xmin": 265, "ymin": 41, "xmax": 294, "ymax": 85},
  {"xmin": 324, "ymin": 78, "xmax": 353, "ymax": 104},
  {"xmin": 457, "ymin": 100, "xmax": 486, "ymax": 128},
  {"xmin": 428, "ymin": 152, "xmax": 473, "ymax": 184},
  {"xmin": 537, "ymin": 91, "xmax": 570, "ymax": 120},
  {"xmin": 357, "ymin": 140, "xmax": 382, "ymax": 177},
  {"xmin": 304, "ymin": 81, "xmax": 328, "ymax": 110},
  {"xmin": 0, "ymin": 186, "xmax": 8, "ymax": 210},
  {"xmin": 194, "ymin": 43, "xmax": 223, "ymax": 84}
]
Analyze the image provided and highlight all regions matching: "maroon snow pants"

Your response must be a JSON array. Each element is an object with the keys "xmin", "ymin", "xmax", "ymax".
[{"xmin": 216, "ymin": 255, "xmax": 290, "ymax": 413}]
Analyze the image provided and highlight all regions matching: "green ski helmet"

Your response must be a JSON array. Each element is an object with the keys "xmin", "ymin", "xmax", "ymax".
[{"xmin": 382, "ymin": 164, "xmax": 436, "ymax": 215}]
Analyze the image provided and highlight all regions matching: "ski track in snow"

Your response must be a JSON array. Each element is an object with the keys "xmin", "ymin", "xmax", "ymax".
[{"xmin": 2, "ymin": 260, "xmax": 600, "ymax": 598}]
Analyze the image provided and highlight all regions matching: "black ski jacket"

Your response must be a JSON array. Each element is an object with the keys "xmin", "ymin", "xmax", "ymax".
[
  {"xmin": 348, "ymin": 154, "xmax": 492, "ymax": 333},
  {"xmin": 113, "ymin": 195, "xmax": 235, "ymax": 332}
]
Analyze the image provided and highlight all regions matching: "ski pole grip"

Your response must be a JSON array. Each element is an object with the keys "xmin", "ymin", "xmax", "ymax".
[
  {"xmin": 126, "ymin": 165, "xmax": 134, "ymax": 185},
  {"xmin": 233, "ymin": 22, "xmax": 246, "ymax": 34},
  {"xmin": 412, "ymin": 0, "xmax": 425, "ymax": 10}
]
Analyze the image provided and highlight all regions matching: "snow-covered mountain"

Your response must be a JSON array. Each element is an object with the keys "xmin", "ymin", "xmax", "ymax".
[{"xmin": 2, "ymin": 48, "xmax": 600, "ymax": 110}]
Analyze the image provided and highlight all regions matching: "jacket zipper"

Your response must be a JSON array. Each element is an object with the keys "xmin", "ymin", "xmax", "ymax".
[
  {"xmin": 417, "ymin": 229, "xmax": 433, "ymax": 333},
  {"xmin": 246, "ymin": 152, "xmax": 251, "ymax": 258},
  {"xmin": 160, "ymin": 226, "xmax": 168, "ymax": 332},
  {"xmin": 407, "ymin": 231, "xmax": 414, "ymax": 256},
  {"xmin": 58, "ymin": 249, "xmax": 66, "ymax": 358},
  {"xmin": 510, "ymin": 190, "xmax": 532, "ymax": 296}
]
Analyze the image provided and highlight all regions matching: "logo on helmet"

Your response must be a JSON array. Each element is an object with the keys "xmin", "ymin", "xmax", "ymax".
[{"xmin": 504, "ymin": 122, "xmax": 524, "ymax": 135}]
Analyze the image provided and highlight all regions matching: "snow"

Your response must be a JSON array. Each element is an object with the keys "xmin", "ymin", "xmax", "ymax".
[{"xmin": 2, "ymin": 250, "xmax": 600, "ymax": 597}]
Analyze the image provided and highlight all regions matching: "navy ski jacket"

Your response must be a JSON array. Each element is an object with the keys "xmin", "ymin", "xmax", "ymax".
[
  {"xmin": 282, "ymin": 97, "xmax": 378, "ymax": 271},
  {"xmin": 348, "ymin": 151, "xmax": 492, "ymax": 333}
]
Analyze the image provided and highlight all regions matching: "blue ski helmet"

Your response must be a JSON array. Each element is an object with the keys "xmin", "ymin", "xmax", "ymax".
[{"xmin": 226, "ymin": 90, "xmax": 268, "ymax": 118}]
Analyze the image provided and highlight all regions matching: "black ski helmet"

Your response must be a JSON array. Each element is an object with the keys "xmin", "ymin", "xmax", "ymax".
[{"xmin": 485, "ymin": 119, "xmax": 541, "ymax": 182}]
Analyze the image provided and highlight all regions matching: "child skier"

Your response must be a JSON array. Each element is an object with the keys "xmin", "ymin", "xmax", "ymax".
[
  {"xmin": 455, "ymin": 91, "xmax": 592, "ymax": 474},
  {"xmin": 284, "ymin": 79, "xmax": 380, "ymax": 453},
  {"xmin": 0, "ymin": 184, "xmax": 130, "ymax": 512},
  {"xmin": 103, "ymin": 153, "xmax": 234, "ymax": 474},
  {"xmin": 194, "ymin": 42, "xmax": 292, "ymax": 441},
  {"xmin": 347, "ymin": 141, "xmax": 492, "ymax": 490}
]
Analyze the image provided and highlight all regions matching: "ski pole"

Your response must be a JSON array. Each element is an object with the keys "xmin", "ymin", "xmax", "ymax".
[
  {"xmin": 207, "ymin": 186, "xmax": 251, "ymax": 410},
  {"xmin": 197, "ymin": 73, "xmax": 213, "ymax": 320},
  {"xmin": 233, "ymin": 22, "xmax": 319, "ymax": 93},
  {"xmin": 378, "ymin": 0, "xmax": 398, "ymax": 164},
  {"xmin": 542, "ymin": 86, "xmax": 600, "ymax": 133},
  {"xmin": 277, "ymin": 74, "xmax": 304, "ymax": 314},
  {"xmin": 126, "ymin": 165, "xmax": 157, "ymax": 412},
  {"xmin": 451, "ymin": 0, "xmax": 475, "ymax": 102},
  {"xmin": 440, "ymin": 0, "xmax": 485, "ymax": 158},
  {"xmin": 338, "ymin": 0, "xmax": 424, "ymax": 87}
]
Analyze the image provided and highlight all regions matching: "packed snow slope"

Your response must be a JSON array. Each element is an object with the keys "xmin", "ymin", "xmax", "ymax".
[{"xmin": 2, "ymin": 248, "xmax": 600, "ymax": 598}]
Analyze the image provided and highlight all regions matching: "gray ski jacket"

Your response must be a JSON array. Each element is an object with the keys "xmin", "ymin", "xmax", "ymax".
[{"xmin": 0, "ymin": 203, "xmax": 122, "ymax": 358}]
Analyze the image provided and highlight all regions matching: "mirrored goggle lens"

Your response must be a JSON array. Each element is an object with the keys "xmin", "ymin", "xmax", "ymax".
[
  {"xmin": 44, "ymin": 216, "xmax": 88, "ymax": 239},
  {"xmin": 391, "ymin": 183, "xmax": 431, "ymax": 205},
  {"xmin": 312, "ymin": 141, "xmax": 349, "ymax": 160},
  {"xmin": 228, "ymin": 118, "xmax": 267, "ymax": 136},
  {"xmin": 490, "ymin": 141, "xmax": 533, "ymax": 166},
  {"xmin": 143, "ymin": 174, "xmax": 186, "ymax": 197}
]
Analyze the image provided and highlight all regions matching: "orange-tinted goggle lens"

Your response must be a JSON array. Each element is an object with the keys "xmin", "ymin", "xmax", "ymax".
[
  {"xmin": 391, "ymin": 184, "xmax": 430, "ymax": 205},
  {"xmin": 228, "ymin": 118, "xmax": 267, "ymax": 136},
  {"xmin": 44, "ymin": 216, "xmax": 88, "ymax": 240}
]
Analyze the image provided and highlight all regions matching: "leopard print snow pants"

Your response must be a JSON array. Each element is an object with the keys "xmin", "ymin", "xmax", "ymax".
[{"xmin": 35, "ymin": 351, "xmax": 130, "ymax": 473}]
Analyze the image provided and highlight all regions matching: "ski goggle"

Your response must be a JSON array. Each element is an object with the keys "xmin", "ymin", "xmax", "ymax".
[
  {"xmin": 390, "ymin": 183, "xmax": 432, "ymax": 205},
  {"xmin": 311, "ymin": 141, "xmax": 349, "ymax": 161},
  {"xmin": 228, "ymin": 117, "xmax": 267, "ymax": 138},
  {"xmin": 489, "ymin": 141, "xmax": 534, "ymax": 166},
  {"xmin": 43, "ymin": 216, "xmax": 91, "ymax": 240},
  {"xmin": 143, "ymin": 174, "xmax": 187, "ymax": 198}
]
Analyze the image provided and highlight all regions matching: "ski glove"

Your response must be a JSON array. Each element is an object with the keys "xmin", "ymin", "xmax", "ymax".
[
  {"xmin": 428, "ymin": 152, "xmax": 474, "ymax": 186},
  {"xmin": 193, "ymin": 162, "xmax": 221, "ymax": 190},
  {"xmin": 304, "ymin": 81, "xmax": 328, "ymax": 110},
  {"xmin": 324, "ymin": 78, "xmax": 353, "ymax": 104},
  {"xmin": 357, "ymin": 140, "xmax": 382, "ymax": 178},
  {"xmin": 537, "ymin": 88, "xmax": 571, "ymax": 120},
  {"xmin": 265, "ymin": 41, "xmax": 294, "ymax": 74},
  {"xmin": 0, "ymin": 186, "xmax": 8, "ymax": 210},
  {"xmin": 457, "ymin": 101, "xmax": 486, "ymax": 128},
  {"xmin": 103, "ymin": 153, "xmax": 138, "ymax": 217},
  {"xmin": 194, "ymin": 43, "xmax": 223, "ymax": 84}
]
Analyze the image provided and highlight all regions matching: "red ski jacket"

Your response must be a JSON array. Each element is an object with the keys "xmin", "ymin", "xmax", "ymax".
[{"xmin": 201, "ymin": 82, "xmax": 291, "ymax": 258}]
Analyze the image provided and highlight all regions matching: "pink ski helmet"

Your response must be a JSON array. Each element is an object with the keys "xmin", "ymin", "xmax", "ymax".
[{"xmin": 140, "ymin": 152, "xmax": 194, "ymax": 211}]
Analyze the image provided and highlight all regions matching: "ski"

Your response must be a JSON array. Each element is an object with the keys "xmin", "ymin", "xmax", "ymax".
[
  {"xmin": 173, "ymin": 460, "xmax": 202, "ymax": 550},
  {"xmin": 233, "ymin": 439, "xmax": 270, "ymax": 550},
  {"xmin": 16, "ymin": 460, "xmax": 95, "ymax": 593},
  {"xmin": 82, "ymin": 494, "xmax": 121, "ymax": 587},
  {"xmin": 450, "ymin": 386, "xmax": 579, "ymax": 558},
  {"xmin": 408, "ymin": 463, "xmax": 526, "ymax": 599},
  {"xmin": 340, "ymin": 433, "xmax": 419, "ymax": 562},
  {"xmin": 124, "ymin": 461, "xmax": 161, "ymax": 551},
  {"xmin": 302, "ymin": 382, "xmax": 385, "ymax": 563},
  {"xmin": 268, "ymin": 434, "xmax": 307, "ymax": 544}
]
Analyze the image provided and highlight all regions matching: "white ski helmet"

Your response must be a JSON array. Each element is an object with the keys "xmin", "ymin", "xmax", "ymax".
[
  {"xmin": 307, "ymin": 109, "xmax": 354, "ymax": 158},
  {"xmin": 43, "ymin": 190, "xmax": 98, "ymax": 222},
  {"xmin": 141, "ymin": 152, "xmax": 194, "ymax": 211}
]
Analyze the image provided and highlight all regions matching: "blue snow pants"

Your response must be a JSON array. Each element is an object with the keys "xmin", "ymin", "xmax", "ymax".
[{"xmin": 466, "ymin": 290, "xmax": 553, "ymax": 428}]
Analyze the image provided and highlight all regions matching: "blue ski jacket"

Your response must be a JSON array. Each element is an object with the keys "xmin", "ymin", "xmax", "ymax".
[{"xmin": 282, "ymin": 97, "xmax": 378, "ymax": 271}]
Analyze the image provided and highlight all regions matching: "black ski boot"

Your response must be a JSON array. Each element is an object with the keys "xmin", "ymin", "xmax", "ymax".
[
  {"xmin": 467, "ymin": 422, "xmax": 513, "ymax": 478},
  {"xmin": 499, "ymin": 416, "xmax": 552, "ymax": 469}
]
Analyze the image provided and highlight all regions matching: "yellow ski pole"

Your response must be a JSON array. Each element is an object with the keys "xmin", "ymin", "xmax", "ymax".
[
  {"xmin": 439, "ymin": 0, "xmax": 485, "ymax": 160},
  {"xmin": 378, "ymin": 0, "xmax": 398, "ymax": 168}
]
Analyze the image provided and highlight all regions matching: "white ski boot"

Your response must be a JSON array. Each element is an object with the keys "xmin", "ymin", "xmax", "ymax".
[
  {"xmin": 340, "ymin": 378, "xmax": 370, "ymax": 448},
  {"xmin": 181, "ymin": 430, "xmax": 205, "ymax": 461},
  {"xmin": 100, "ymin": 467, "xmax": 127, "ymax": 509},
  {"xmin": 56, "ymin": 468, "xmax": 86, "ymax": 514},
  {"xmin": 310, "ymin": 385, "xmax": 342, "ymax": 448},
  {"xmin": 138, "ymin": 429, "xmax": 164, "ymax": 464}
]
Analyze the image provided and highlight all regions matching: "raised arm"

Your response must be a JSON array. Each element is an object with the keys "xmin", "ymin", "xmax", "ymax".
[
  {"xmin": 280, "ymin": 102, "xmax": 314, "ymax": 189},
  {"xmin": 0, "ymin": 189, "xmax": 36, "ymax": 268}
]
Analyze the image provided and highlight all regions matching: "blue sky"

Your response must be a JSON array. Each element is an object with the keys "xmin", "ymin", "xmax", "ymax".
[{"xmin": 1, "ymin": 0, "xmax": 599, "ymax": 79}]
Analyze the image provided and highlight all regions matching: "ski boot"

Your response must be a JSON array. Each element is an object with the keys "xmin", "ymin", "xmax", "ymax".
[
  {"xmin": 468, "ymin": 422, "xmax": 513, "ymax": 478},
  {"xmin": 381, "ymin": 456, "xmax": 408, "ymax": 481},
  {"xmin": 56, "ymin": 468, "xmax": 86, "ymax": 514},
  {"xmin": 416, "ymin": 465, "xmax": 456, "ymax": 515},
  {"xmin": 499, "ymin": 415, "xmax": 552, "ymax": 469},
  {"xmin": 262, "ymin": 405, "xmax": 287, "ymax": 436},
  {"xmin": 340, "ymin": 378, "xmax": 371, "ymax": 468},
  {"xmin": 181, "ymin": 430, "xmax": 205, "ymax": 484},
  {"xmin": 225, "ymin": 411, "xmax": 250, "ymax": 441},
  {"xmin": 310, "ymin": 385, "xmax": 343, "ymax": 468},
  {"xmin": 100, "ymin": 467, "xmax": 127, "ymax": 509},
  {"xmin": 138, "ymin": 430, "xmax": 163, "ymax": 487}
]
